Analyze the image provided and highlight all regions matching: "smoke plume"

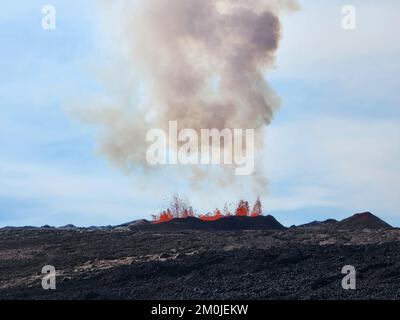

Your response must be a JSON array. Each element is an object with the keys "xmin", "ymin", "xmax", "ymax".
[{"xmin": 75, "ymin": 0, "xmax": 299, "ymax": 190}]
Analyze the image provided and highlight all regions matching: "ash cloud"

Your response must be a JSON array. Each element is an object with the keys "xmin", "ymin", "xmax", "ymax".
[{"xmin": 74, "ymin": 0, "xmax": 299, "ymax": 190}]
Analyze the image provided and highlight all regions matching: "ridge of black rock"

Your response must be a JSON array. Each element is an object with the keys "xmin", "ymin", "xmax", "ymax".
[
  {"xmin": 58, "ymin": 224, "xmax": 77, "ymax": 230},
  {"xmin": 130, "ymin": 215, "xmax": 286, "ymax": 231},
  {"xmin": 0, "ymin": 212, "xmax": 393, "ymax": 231},
  {"xmin": 334, "ymin": 212, "xmax": 393, "ymax": 230},
  {"xmin": 115, "ymin": 219, "xmax": 151, "ymax": 228},
  {"xmin": 297, "ymin": 219, "xmax": 338, "ymax": 229}
]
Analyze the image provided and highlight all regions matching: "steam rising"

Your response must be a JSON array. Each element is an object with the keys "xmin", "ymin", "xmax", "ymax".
[{"xmin": 76, "ymin": 0, "xmax": 299, "ymax": 189}]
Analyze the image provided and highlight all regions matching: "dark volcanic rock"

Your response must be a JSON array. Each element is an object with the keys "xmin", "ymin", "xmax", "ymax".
[
  {"xmin": 131, "ymin": 217, "xmax": 206, "ymax": 231},
  {"xmin": 334, "ymin": 212, "xmax": 392, "ymax": 230},
  {"xmin": 0, "ymin": 212, "xmax": 398, "ymax": 300},
  {"xmin": 58, "ymin": 224, "xmax": 77, "ymax": 230},
  {"xmin": 297, "ymin": 219, "xmax": 338, "ymax": 230},
  {"xmin": 1, "ymin": 227, "xmax": 400, "ymax": 299},
  {"xmin": 131, "ymin": 215, "xmax": 286, "ymax": 231},
  {"xmin": 116, "ymin": 219, "xmax": 151, "ymax": 228},
  {"xmin": 209, "ymin": 215, "xmax": 285, "ymax": 231}
]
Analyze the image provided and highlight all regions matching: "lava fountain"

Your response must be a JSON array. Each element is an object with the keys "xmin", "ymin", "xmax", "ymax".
[{"xmin": 152, "ymin": 197, "xmax": 262, "ymax": 224}]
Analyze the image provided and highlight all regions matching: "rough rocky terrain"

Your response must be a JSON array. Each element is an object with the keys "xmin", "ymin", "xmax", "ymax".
[{"xmin": 0, "ymin": 212, "xmax": 399, "ymax": 300}]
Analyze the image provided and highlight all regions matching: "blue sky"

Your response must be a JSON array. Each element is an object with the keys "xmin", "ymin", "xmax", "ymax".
[{"xmin": 0, "ymin": 0, "xmax": 399, "ymax": 227}]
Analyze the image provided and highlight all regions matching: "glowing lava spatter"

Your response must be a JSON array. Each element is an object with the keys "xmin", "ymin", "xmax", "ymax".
[{"xmin": 152, "ymin": 198, "xmax": 262, "ymax": 224}]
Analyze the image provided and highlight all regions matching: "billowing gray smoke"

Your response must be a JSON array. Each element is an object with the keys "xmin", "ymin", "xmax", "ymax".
[{"xmin": 76, "ymin": 0, "xmax": 298, "ymax": 188}]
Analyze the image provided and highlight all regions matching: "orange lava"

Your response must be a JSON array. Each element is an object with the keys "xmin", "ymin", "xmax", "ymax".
[
  {"xmin": 199, "ymin": 209, "xmax": 224, "ymax": 222},
  {"xmin": 152, "ymin": 198, "xmax": 262, "ymax": 224}
]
